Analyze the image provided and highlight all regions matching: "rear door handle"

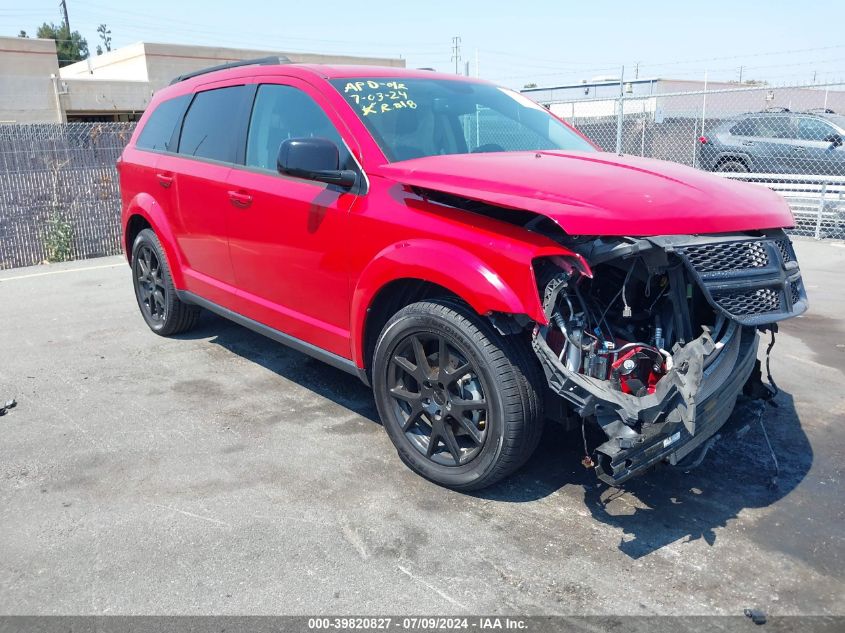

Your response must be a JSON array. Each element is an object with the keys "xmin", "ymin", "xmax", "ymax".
[
  {"xmin": 156, "ymin": 173, "xmax": 174, "ymax": 188},
  {"xmin": 227, "ymin": 190, "xmax": 253, "ymax": 208},
  {"xmin": 741, "ymin": 141, "xmax": 755, "ymax": 146},
  {"xmin": 793, "ymin": 146, "xmax": 807, "ymax": 152}
]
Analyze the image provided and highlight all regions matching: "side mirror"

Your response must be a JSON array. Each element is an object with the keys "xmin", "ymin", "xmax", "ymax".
[
  {"xmin": 823, "ymin": 133, "xmax": 843, "ymax": 148},
  {"xmin": 277, "ymin": 137, "xmax": 357, "ymax": 188}
]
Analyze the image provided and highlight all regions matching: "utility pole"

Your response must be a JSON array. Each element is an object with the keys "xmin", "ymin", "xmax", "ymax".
[
  {"xmin": 451, "ymin": 36, "xmax": 461, "ymax": 75},
  {"xmin": 738, "ymin": 65, "xmax": 743, "ymax": 84},
  {"xmin": 634, "ymin": 62, "xmax": 640, "ymax": 80},
  {"xmin": 475, "ymin": 48, "xmax": 479, "ymax": 78},
  {"xmin": 59, "ymin": 0, "xmax": 70, "ymax": 32}
]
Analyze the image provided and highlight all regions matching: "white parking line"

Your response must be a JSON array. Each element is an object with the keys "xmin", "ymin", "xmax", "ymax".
[{"xmin": 0, "ymin": 262, "xmax": 124, "ymax": 282}]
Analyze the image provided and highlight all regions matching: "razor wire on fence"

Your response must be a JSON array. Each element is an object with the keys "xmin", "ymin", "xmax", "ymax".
[
  {"xmin": 2, "ymin": 82, "xmax": 845, "ymax": 270},
  {"xmin": 540, "ymin": 80, "xmax": 845, "ymax": 238},
  {"xmin": 0, "ymin": 122, "xmax": 134, "ymax": 269}
]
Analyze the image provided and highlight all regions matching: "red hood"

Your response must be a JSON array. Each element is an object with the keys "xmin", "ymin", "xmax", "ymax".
[{"xmin": 373, "ymin": 151, "xmax": 794, "ymax": 236}]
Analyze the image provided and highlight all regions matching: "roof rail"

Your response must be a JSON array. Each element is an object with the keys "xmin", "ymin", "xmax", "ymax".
[
  {"xmin": 803, "ymin": 107, "xmax": 836, "ymax": 114},
  {"xmin": 169, "ymin": 56, "xmax": 291, "ymax": 85},
  {"xmin": 762, "ymin": 106, "xmax": 790, "ymax": 113}
]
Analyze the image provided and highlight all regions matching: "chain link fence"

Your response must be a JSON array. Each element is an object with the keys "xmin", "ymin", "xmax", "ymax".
[
  {"xmin": 542, "ymin": 80, "xmax": 845, "ymax": 239},
  {"xmin": 0, "ymin": 122, "xmax": 135, "ymax": 269},
  {"xmin": 2, "ymin": 84, "xmax": 845, "ymax": 270}
]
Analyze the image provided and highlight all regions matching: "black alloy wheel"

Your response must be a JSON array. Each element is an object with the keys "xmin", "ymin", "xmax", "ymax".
[
  {"xmin": 387, "ymin": 331, "xmax": 489, "ymax": 466},
  {"xmin": 134, "ymin": 243, "xmax": 167, "ymax": 323},
  {"xmin": 373, "ymin": 299, "xmax": 544, "ymax": 491},
  {"xmin": 130, "ymin": 228, "xmax": 200, "ymax": 336}
]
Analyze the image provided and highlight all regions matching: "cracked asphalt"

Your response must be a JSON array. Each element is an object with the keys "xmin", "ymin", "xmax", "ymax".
[{"xmin": 0, "ymin": 237, "xmax": 842, "ymax": 616}]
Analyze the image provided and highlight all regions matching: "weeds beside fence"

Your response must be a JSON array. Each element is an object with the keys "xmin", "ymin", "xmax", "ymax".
[{"xmin": 0, "ymin": 123, "xmax": 134, "ymax": 269}]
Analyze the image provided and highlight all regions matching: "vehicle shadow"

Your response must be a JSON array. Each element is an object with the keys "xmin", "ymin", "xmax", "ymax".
[
  {"xmin": 179, "ymin": 313, "xmax": 812, "ymax": 559},
  {"xmin": 174, "ymin": 312, "xmax": 380, "ymax": 424},
  {"xmin": 479, "ymin": 391, "xmax": 812, "ymax": 559}
]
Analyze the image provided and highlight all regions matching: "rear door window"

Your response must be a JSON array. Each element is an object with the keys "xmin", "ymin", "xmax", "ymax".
[
  {"xmin": 136, "ymin": 95, "xmax": 189, "ymax": 151},
  {"xmin": 178, "ymin": 86, "xmax": 248, "ymax": 162},
  {"xmin": 730, "ymin": 117, "xmax": 793, "ymax": 138},
  {"xmin": 755, "ymin": 116, "xmax": 794, "ymax": 139}
]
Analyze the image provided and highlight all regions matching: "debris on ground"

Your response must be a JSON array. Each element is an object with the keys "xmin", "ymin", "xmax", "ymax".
[
  {"xmin": 744, "ymin": 608, "xmax": 768, "ymax": 625},
  {"xmin": 0, "ymin": 399, "xmax": 17, "ymax": 416}
]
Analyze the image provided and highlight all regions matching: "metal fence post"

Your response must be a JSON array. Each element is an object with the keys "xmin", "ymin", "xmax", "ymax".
[
  {"xmin": 815, "ymin": 182, "xmax": 827, "ymax": 240},
  {"xmin": 615, "ymin": 95, "xmax": 624, "ymax": 154},
  {"xmin": 615, "ymin": 68, "xmax": 625, "ymax": 154}
]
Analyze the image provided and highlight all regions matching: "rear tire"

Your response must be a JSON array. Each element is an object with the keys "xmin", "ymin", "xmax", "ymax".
[
  {"xmin": 372, "ymin": 298, "xmax": 543, "ymax": 491},
  {"xmin": 131, "ymin": 228, "xmax": 200, "ymax": 336},
  {"xmin": 717, "ymin": 159, "xmax": 749, "ymax": 173}
]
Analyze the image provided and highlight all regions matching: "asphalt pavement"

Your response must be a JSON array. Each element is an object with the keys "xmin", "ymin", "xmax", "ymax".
[{"xmin": 0, "ymin": 237, "xmax": 842, "ymax": 616}]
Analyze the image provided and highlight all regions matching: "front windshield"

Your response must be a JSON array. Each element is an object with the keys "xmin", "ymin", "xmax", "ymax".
[{"xmin": 329, "ymin": 77, "xmax": 594, "ymax": 162}]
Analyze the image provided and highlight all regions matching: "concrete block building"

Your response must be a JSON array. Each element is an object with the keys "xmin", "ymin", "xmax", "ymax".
[{"xmin": 0, "ymin": 37, "xmax": 405, "ymax": 123}]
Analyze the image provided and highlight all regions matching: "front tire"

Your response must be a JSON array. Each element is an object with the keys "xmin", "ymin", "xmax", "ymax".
[
  {"xmin": 131, "ymin": 228, "xmax": 200, "ymax": 336},
  {"xmin": 372, "ymin": 299, "xmax": 543, "ymax": 491}
]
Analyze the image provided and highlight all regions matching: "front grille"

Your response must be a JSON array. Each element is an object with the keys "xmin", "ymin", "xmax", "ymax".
[
  {"xmin": 674, "ymin": 232, "xmax": 806, "ymax": 326},
  {"xmin": 790, "ymin": 281, "xmax": 801, "ymax": 306},
  {"xmin": 713, "ymin": 287, "xmax": 782, "ymax": 316},
  {"xmin": 682, "ymin": 240, "xmax": 769, "ymax": 272},
  {"xmin": 775, "ymin": 238, "xmax": 793, "ymax": 263}
]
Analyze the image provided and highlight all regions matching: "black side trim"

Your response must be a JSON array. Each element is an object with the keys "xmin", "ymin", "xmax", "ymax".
[{"xmin": 177, "ymin": 290, "xmax": 369, "ymax": 384}]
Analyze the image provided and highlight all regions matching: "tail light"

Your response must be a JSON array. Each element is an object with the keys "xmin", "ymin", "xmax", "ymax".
[{"xmin": 698, "ymin": 136, "xmax": 709, "ymax": 144}]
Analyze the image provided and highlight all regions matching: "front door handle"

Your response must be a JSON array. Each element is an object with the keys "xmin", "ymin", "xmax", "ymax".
[
  {"xmin": 741, "ymin": 141, "xmax": 755, "ymax": 146},
  {"xmin": 156, "ymin": 173, "xmax": 174, "ymax": 188},
  {"xmin": 227, "ymin": 190, "xmax": 253, "ymax": 208},
  {"xmin": 793, "ymin": 146, "xmax": 807, "ymax": 152}
]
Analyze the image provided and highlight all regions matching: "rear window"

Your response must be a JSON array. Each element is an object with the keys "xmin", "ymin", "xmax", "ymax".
[
  {"xmin": 177, "ymin": 86, "xmax": 248, "ymax": 162},
  {"xmin": 135, "ymin": 95, "xmax": 189, "ymax": 152}
]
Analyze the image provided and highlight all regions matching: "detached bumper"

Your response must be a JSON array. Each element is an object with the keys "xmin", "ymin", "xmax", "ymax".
[{"xmin": 592, "ymin": 324, "xmax": 758, "ymax": 484}]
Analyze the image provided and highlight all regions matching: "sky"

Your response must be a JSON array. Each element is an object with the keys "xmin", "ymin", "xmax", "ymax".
[{"xmin": 3, "ymin": 0, "xmax": 845, "ymax": 89}]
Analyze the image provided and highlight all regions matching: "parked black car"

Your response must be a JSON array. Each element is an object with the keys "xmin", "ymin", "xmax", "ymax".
[{"xmin": 697, "ymin": 109, "xmax": 845, "ymax": 176}]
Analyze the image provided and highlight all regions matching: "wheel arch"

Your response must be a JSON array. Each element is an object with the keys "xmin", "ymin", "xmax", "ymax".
[
  {"xmin": 350, "ymin": 238, "xmax": 564, "ymax": 371},
  {"xmin": 122, "ymin": 193, "xmax": 186, "ymax": 288},
  {"xmin": 714, "ymin": 153, "xmax": 752, "ymax": 171}
]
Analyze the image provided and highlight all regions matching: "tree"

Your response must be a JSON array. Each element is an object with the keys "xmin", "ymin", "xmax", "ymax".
[
  {"xmin": 36, "ymin": 22, "xmax": 88, "ymax": 67},
  {"xmin": 97, "ymin": 23, "xmax": 111, "ymax": 54},
  {"xmin": 18, "ymin": 30, "xmax": 28, "ymax": 38}
]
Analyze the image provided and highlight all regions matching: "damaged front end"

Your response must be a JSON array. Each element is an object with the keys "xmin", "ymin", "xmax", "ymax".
[{"xmin": 532, "ymin": 230, "xmax": 807, "ymax": 485}]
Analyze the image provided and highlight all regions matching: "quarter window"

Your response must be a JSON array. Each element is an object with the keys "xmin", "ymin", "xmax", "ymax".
[
  {"xmin": 730, "ymin": 119, "xmax": 755, "ymax": 136},
  {"xmin": 245, "ymin": 84, "xmax": 353, "ymax": 171},
  {"xmin": 136, "ymin": 95, "xmax": 189, "ymax": 151},
  {"xmin": 178, "ymin": 86, "xmax": 248, "ymax": 162}
]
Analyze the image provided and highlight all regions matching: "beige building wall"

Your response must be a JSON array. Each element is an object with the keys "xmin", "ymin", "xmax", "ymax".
[
  {"xmin": 0, "ymin": 36, "xmax": 62, "ymax": 123},
  {"xmin": 59, "ymin": 41, "xmax": 406, "ymax": 94},
  {"xmin": 1, "ymin": 39, "xmax": 405, "ymax": 123}
]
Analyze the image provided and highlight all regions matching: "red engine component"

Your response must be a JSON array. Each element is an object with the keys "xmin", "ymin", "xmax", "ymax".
[{"xmin": 610, "ymin": 346, "xmax": 665, "ymax": 396}]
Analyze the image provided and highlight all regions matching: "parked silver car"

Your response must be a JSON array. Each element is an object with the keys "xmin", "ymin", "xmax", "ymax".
[{"xmin": 697, "ymin": 109, "xmax": 845, "ymax": 176}]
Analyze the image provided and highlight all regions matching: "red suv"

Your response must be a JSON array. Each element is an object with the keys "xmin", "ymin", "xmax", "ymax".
[{"xmin": 118, "ymin": 58, "xmax": 806, "ymax": 490}]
